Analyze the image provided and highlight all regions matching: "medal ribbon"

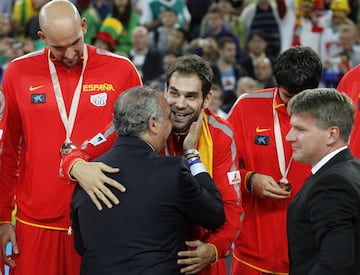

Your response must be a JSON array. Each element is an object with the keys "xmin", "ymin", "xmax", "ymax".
[
  {"xmin": 273, "ymin": 89, "xmax": 292, "ymax": 184},
  {"xmin": 48, "ymin": 45, "xmax": 88, "ymax": 145}
]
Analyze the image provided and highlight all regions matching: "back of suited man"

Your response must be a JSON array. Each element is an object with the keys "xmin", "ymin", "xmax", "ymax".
[{"xmin": 70, "ymin": 86, "xmax": 225, "ymax": 275}]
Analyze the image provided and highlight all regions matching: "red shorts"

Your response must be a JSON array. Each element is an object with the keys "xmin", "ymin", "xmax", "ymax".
[{"xmin": 9, "ymin": 221, "xmax": 81, "ymax": 275}]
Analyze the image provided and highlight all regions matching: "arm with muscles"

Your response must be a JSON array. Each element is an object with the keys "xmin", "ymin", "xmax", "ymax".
[{"xmin": 178, "ymin": 117, "xmax": 244, "ymax": 274}]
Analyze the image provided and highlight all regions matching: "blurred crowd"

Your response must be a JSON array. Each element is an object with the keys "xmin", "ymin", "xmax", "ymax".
[{"xmin": 1, "ymin": 0, "xmax": 360, "ymax": 115}]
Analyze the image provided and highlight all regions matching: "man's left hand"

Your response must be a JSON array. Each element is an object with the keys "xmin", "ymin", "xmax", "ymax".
[{"xmin": 177, "ymin": 240, "xmax": 216, "ymax": 274}]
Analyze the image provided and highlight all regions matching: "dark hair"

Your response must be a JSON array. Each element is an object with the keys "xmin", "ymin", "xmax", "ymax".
[
  {"xmin": 218, "ymin": 36, "xmax": 236, "ymax": 49},
  {"xmin": 273, "ymin": 46, "xmax": 322, "ymax": 95},
  {"xmin": 165, "ymin": 54, "xmax": 214, "ymax": 98},
  {"xmin": 111, "ymin": 0, "xmax": 132, "ymax": 28},
  {"xmin": 247, "ymin": 30, "xmax": 267, "ymax": 44}
]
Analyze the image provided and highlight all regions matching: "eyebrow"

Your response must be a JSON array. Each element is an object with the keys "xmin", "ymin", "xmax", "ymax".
[
  {"xmin": 169, "ymin": 86, "xmax": 200, "ymax": 95},
  {"xmin": 50, "ymin": 37, "xmax": 81, "ymax": 50}
]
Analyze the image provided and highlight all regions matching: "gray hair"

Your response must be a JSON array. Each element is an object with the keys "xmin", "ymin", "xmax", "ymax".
[
  {"xmin": 287, "ymin": 88, "xmax": 355, "ymax": 143},
  {"xmin": 113, "ymin": 86, "xmax": 164, "ymax": 137}
]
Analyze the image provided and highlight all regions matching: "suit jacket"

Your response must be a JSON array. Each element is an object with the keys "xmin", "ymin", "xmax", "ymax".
[
  {"xmin": 287, "ymin": 148, "xmax": 360, "ymax": 275},
  {"xmin": 71, "ymin": 136, "xmax": 225, "ymax": 275}
]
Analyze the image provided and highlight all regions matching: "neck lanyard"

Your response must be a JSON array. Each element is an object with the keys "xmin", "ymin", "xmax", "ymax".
[
  {"xmin": 48, "ymin": 45, "xmax": 88, "ymax": 154},
  {"xmin": 273, "ymin": 89, "xmax": 292, "ymax": 184}
]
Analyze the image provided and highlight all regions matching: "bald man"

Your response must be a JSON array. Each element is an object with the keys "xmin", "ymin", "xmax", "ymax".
[{"xmin": 0, "ymin": 0, "xmax": 142, "ymax": 274}]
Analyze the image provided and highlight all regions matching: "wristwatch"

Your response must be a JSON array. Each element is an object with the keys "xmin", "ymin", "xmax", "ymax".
[{"xmin": 184, "ymin": 148, "xmax": 200, "ymax": 157}]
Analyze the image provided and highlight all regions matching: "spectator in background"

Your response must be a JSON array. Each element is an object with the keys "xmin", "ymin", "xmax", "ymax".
[
  {"xmin": 253, "ymin": 57, "xmax": 276, "ymax": 89},
  {"xmin": 187, "ymin": 35, "xmax": 219, "ymax": 63},
  {"xmin": 0, "ymin": 14, "xmax": 12, "ymax": 67},
  {"xmin": 111, "ymin": 0, "xmax": 139, "ymax": 55},
  {"xmin": 186, "ymin": 0, "xmax": 213, "ymax": 40},
  {"xmin": 148, "ymin": 8, "xmax": 178, "ymax": 55},
  {"xmin": 92, "ymin": 17, "xmax": 123, "ymax": 52},
  {"xmin": 240, "ymin": 0, "xmax": 282, "ymax": 60},
  {"xmin": 208, "ymin": 84, "xmax": 228, "ymax": 119},
  {"xmin": 321, "ymin": 24, "xmax": 360, "ymax": 88},
  {"xmin": 148, "ymin": 49, "xmax": 179, "ymax": 91},
  {"xmin": 234, "ymin": 75, "xmax": 259, "ymax": 97},
  {"xmin": 200, "ymin": 0, "xmax": 247, "ymax": 48},
  {"xmin": 338, "ymin": 24, "xmax": 360, "ymax": 67},
  {"xmin": 320, "ymin": 0, "xmax": 355, "ymax": 61},
  {"xmin": 288, "ymin": 0, "xmax": 329, "ymax": 53},
  {"xmin": 211, "ymin": 36, "xmax": 247, "ymax": 113},
  {"xmin": 167, "ymin": 27, "xmax": 188, "ymax": 55},
  {"xmin": 129, "ymin": 26, "xmax": 163, "ymax": 84},
  {"xmin": 240, "ymin": 30, "xmax": 272, "ymax": 80},
  {"xmin": 11, "ymin": 0, "xmax": 36, "ymax": 36},
  {"xmin": 82, "ymin": 0, "xmax": 111, "ymax": 45},
  {"xmin": 139, "ymin": 0, "xmax": 191, "ymax": 31},
  {"xmin": 194, "ymin": 4, "xmax": 243, "ymax": 62},
  {"xmin": 25, "ymin": 0, "xmax": 48, "ymax": 40}
]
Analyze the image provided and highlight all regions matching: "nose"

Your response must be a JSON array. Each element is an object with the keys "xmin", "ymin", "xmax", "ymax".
[
  {"xmin": 286, "ymin": 128, "xmax": 295, "ymax": 142},
  {"xmin": 64, "ymin": 46, "xmax": 76, "ymax": 60},
  {"xmin": 175, "ymin": 95, "xmax": 187, "ymax": 108}
]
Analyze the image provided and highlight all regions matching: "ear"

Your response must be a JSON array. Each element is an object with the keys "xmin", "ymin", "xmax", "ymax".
[
  {"xmin": 81, "ymin": 18, "xmax": 87, "ymax": 35},
  {"xmin": 202, "ymin": 91, "xmax": 212, "ymax": 109},
  {"xmin": 37, "ymin": 31, "xmax": 46, "ymax": 43},
  {"xmin": 327, "ymin": 126, "xmax": 340, "ymax": 145},
  {"xmin": 148, "ymin": 117, "xmax": 158, "ymax": 135},
  {"xmin": 163, "ymin": 85, "xmax": 169, "ymax": 97}
]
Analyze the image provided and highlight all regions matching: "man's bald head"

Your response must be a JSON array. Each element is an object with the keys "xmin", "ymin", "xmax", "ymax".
[
  {"xmin": 39, "ymin": 0, "xmax": 82, "ymax": 35},
  {"xmin": 37, "ymin": 0, "xmax": 87, "ymax": 67}
]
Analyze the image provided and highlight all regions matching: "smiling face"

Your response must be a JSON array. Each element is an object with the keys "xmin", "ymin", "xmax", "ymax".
[{"xmin": 164, "ymin": 72, "xmax": 211, "ymax": 132}]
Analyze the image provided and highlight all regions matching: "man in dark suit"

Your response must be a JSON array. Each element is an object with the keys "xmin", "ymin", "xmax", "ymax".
[
  {"xmin": 286, "ymin": 87, "xmax": 360, "ymax": 275},
  {"xmin": 70, "ymin": 86, "xmax": 225, "ymax": 275}
]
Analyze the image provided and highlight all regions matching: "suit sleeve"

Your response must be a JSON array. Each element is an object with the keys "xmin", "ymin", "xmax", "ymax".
[
  {"xmin": 178, "ymin": 158, "xmax": 225, "ymax": 231},
  {"xmin": 308, "ymin": 173, "xmax": 359, "ymax": 274}
]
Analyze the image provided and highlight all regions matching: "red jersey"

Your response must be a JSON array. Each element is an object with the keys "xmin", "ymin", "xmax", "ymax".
[
  {"xmin": 227, "ymin": 88, "xmax": 311, "ymax": 274},
  {"xmin": 166, "ymin": 108, "xmax": 243, "ymax": 275},
  {"xmin": 0, "ymin": 45, "xmax": 142, "ymax": 230},
  {"xmin": 337, "ymin": 65, "xmax": 360, "ymax": 158}
]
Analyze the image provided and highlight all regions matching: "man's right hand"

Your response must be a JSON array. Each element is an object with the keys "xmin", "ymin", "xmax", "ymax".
[
  {"xmin": 70, "ymin": 160, "xmax": 125, "ymax": 210},
  {"xmin": 251, "ymin": 173, "xmax": 291, "ymax": 199},
  {"xmin": 0, "ymin": 223, "xmax": 18, "ymax": 269}
]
